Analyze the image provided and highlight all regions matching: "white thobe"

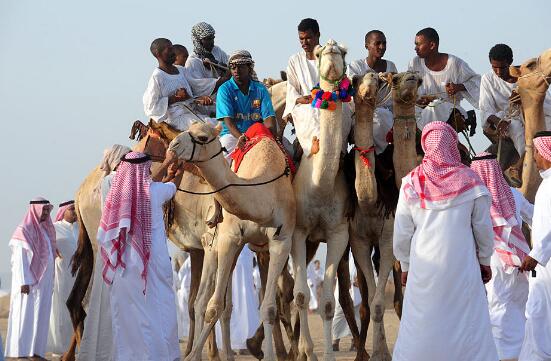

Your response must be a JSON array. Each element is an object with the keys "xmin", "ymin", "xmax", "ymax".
[
  {"xmin": 409, "ymin": 55, "xmax": 480, "ymax": 130},
  {"xmin": 332, "ymin": 253, "xmax": 361, "ymax": 340},
  {"xmin": 519, "ymin": 167, "xmax": 551, "ymax": 361},
  {"xmin": 306, "ymin": 264, "xmax": 322, "ymax": 310},
  {"xmin": 348, "ymin": 59, "xmax": 398, "ymax": 154},
  {"xmin": 486, "ymin": 188, "xmax": 533, "ymax": 359},
  {"xmin": 283, "ymin": 51, "xmax": 353, "ymax": 156},
  {"xmin": 392, "ymin": 181, "xmax": 498, "ymax": 361},
  {"xmin": 185, "ymin": 46, "xmax": 229, "ymax": 97},
  {"xmin": 5, "ymin": 231, "xmax": 54, "ymax": 358},
  {"xmin": 176, "ymin": 256, "xmax": 191, "ymax": 339},
  {"xmin": 78, "ymin": 172, "xmax": 115, "ymax": 361},
  {"xmin": 109, "ymin": 182, "xmax": 179, "ymax": 361},
  {"xmin": 480, "ymin": 72, "xmax": 551, "ymax": 156},
  {"xmin": 216, "ymin": 245, "xmax": 260, "ymax": 350},
  {"xmin": 143, "ymin": 65, "xmax": 215, "ymax": 131},
  {"xmin": 47, "ymin": 220, "xmax": 79, "ymax": 355}
]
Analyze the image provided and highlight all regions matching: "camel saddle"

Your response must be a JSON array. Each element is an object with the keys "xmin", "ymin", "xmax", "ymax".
[{"xmin": 129, "ymin": 119, "xmax": 206, "ymax": 181}]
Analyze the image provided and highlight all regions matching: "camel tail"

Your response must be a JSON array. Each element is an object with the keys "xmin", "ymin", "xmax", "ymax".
[{"xmin": 66, "ymin": 194, "xmax": 94, "ymax": 352}]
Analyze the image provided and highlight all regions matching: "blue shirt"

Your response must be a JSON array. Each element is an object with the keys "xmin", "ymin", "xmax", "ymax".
[{"xmin": 216, "ymin": 77, "xmax": 275, "ymax": 136}]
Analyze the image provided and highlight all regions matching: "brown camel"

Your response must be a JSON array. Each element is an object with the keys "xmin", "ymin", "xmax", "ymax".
[{"xmin": 510, "ymin": 48, "xmax": 551, "ymax": 202}]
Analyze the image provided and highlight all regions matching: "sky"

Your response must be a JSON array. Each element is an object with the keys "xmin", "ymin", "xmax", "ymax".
[{"xmin": 1, "ymin": 0, "xmax": 550, "ymax": 285}]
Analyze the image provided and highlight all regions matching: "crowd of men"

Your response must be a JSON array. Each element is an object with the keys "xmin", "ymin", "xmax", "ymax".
[{"xmin": 3, "ymin": 16, "xmax": 551, "ymax": 361}]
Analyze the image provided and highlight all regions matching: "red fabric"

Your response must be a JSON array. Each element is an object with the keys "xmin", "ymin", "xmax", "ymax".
[
  {"xmin": 534, "ymin": 136, "xmax": 551, "ymax": 163},
  {"xmin": 231, "ymin": 122, "xmax": 296, "ymax": 174},
  {"xmin": 55, "ymin": 202, "xmax": 73, "ymax": 222},
  {"xmin": 11, "ymin": 199, "xmax": 56, "ymax": 285},
  {"xmin": 98, "ymin": 152, "xmax": 152, "ymax": 290},
  {"xmin": 471, "ymin": 152, "xmax": 530, "ymax": 270},
  {"xmin": 354, "ymin": 146, "xmax": 375, "ymax": 168},
  {"xmin": 404, "ymin": 121, "xmax": 484, "ymax": 208}
]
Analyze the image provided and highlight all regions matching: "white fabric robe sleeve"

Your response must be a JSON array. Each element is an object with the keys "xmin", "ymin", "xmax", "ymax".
[
  {"xmin": 143, "ymin": 76, "xmax": 169, "ymax": 121},
  {"xmin": 479, "ymin": 74, "xmax": 507, "ymax": 124},
  {"xmin": 529, "ymin": 199, "xmax": 551, "ymax": 267},
  {"xmin": 457, "ymin": 58, "xmax": 481, "ymax": 109},
  {"xmin": 12, "ymin": 244, "xmax": 35, "ymax": 287},
  {"xmin": 517, "ymin": 192, "xmax": 534, "ymax": 226},
  {"xmin": 471, "ymin": 195, "xmax": 495, "ymax": 266},
  {"xmin": 393, "ymin": 189, "xmax": 416, "ymax": 272},
  {"xmin": 283, "ymin": 57, "xmax": 304, "ymax": 119}
]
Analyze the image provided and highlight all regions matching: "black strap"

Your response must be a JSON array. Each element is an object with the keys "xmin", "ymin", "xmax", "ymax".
[
  {"xmin": 472, "ymin": 154, "xmax": 497, "ymax": 161},
  {"xmin": 120, "ymin": 154, "xmax": 151, "ymax": 164},
  {"xmin": 30, "ymin": 200, "xmax": 50, "ymax": 204},
  {"xmin": 59, "ymin": 200, "xmax": 75, "ymax": 207}
]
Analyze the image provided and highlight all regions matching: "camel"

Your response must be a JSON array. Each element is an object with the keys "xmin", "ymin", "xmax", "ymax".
[
  {"xmin": 288, "ymin": 39, "xmax": 351, "ymax": 361},
  {"xmin": 509, "ymin": 48, "xmax": 551, "ymax": 202},
  {"xmin": 169, "ymin": 121, "xmax": 296, "ymax": 361},
  {"xmin": 344, "ymin": 71, "xmax": 421, "ymax": 361}
]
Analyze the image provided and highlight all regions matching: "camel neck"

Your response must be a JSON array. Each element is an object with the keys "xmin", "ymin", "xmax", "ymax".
[
  {"xmin": 353, "ymin": 101, "xmax": 378, "ymax": 210},
  {"xmin": 311, "ymin": 78, "xmax": 344, "ymax": 191}
]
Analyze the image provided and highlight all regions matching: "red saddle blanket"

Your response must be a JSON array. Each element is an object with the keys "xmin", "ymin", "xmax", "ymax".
[{"xmin": 231, "ymin": 123, "xmax": 296, "ymax": 174}]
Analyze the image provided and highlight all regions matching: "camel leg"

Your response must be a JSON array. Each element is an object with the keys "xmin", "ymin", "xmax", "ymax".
[
  {"xmin": 190, "ymin": 239, "xmax": 220, "ymax": 361},
  {"xmin": 185, "ymin": 249, "xmax": 205, "ymax": 357},
  {"xmin": 355, "ymin": 264, "xmax": 370, "ymax": 361},
  {"xmin": 260, "ymin": 228, "xmax": 292, "ymax": 361},
  {"xmin": 185, "ymin": 227, "xmax": 241, "ymax": 361},
  {"xmin": 319, "ymin": 224, "xmax": 349, "ymax": 361},
  {"xmin": 369, "ymin": 220, "xmax": 393, "ymax": 361},
  {"xmin": 392, "ymin": 260, "xmax": 403, "ymax": 319},
  {"xmin": 220, "ymin": 273, "xmax": 234, "ymax": 361},
  {"xmin": 291, "ymin": 228, "xmax": 317, "ymax": 361},
  {"xmin": 336, "ymin": 247, "xmax": 360, "ymax": 352},
  {"xmin": 247, "ymin": 251, "xmax": 269, "ymax": 359}
]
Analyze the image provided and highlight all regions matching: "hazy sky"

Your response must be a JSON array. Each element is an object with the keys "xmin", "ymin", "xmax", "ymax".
[{"xmin": 1, "ymin": 0, "xmax": 550, "ymax": 281}]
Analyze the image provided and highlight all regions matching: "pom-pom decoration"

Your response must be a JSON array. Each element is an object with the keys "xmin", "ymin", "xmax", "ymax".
[{"xmin": 310, "ymin": 77, "xmax": 355, "ymax": 111}]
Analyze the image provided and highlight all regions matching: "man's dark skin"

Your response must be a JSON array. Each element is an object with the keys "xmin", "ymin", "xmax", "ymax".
[
  {"xmin": 295, "ymin": 29, "xmax": 321, "ymax": 106},
  {"xmin": 63, "ymin": 204, "xmax": 78, "ymax": 224},
  {"xmin": 222, "ymin": 62, "xmax": 276, "ymax": 149},
  {"xmin": 414, "ymin": 34, "xmax": 466, "ymax": 107},
  {"xmin": 365, "ymin": 32, "xmax": 388, "ymax": 73},
  {"xmin": 519, "ymin": 146, "xmax": 551, "ymax": 272},
  {"xmin": 20, "ymin": 205, "xmax": 54, "ymax": 295},
  {"xmin": 199, "ymin": 34, "xmax": 231, "ymax": 92},
  {"xmin": 486, "ymin": 58, "xmax": 520, "ymax": 136},
  {"xmin": 154, "ymin": 40, "xmax": 212, "ymax": 107},
  {"xmin": 173, "ymin": 45, "xmax": 189, "ymax": 67}
]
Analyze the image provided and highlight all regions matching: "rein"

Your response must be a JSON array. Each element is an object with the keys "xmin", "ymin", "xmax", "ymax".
[
  {"xmin": 518, "ymin": 57, "xmax": 551, "ymax": 87},
  {"xmin": 185, "ymin": 133, "xmax": 225, "ymax": 163}
]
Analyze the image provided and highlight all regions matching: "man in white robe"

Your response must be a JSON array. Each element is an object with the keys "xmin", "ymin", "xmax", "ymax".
[
  {"xmin": 47, "ymin": 200, "xmax": 79, "ymax": 356},
  {"xmin": 143, "ymin": 38, "xmax": 216, "ymax": 131},
  {"xmin": 471, "ymin": 153, "xmax": 533, "ymax": 360},
  {"xmin": 175, "ymin": 254, "xmax": 191, "ymax": 341},
  {"xmin": 393, "ymin": 121, "xmax": 498, "ymax": 361},
  {"xmin": 307, "ymin": 259, "xmax": 323, "ymax": 311},
  {"xmin": 408, "ymin": 27, "xmax": 480, "ymax": 131},
  {"xmin": 284, "ymin": 18, "xmax": 353, "ymax": 157},
  {"xmin": 185, "ymin": 22, "xmax": 230, "ymax": 99},
  {"xmin": 480, "ymin": 44, "xmax": 551, "ymax": 187},
  {"xmin": 348, "ymin": 30, "xmax": 397, "ymax": 155},
  {"xmin": 5, "ymin": 198, "xmax": 57, "ymax": 359},
  {"xmin": 78, "ymin": 144, "xmax": 130, "ymax": 361},
  {"xmin": 518, "ymin": 131, "xmax": 551, "ymax": 361},
  {"xmin": 98, "ymin": 151, "xmax": 183, "ymax": 361}
]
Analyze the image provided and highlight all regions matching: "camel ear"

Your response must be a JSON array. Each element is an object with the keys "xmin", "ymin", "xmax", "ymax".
[
  {"xmin": 338, "ymin": 43, "xmax": 348, "ymax": 57},
  {"xmin": 510, "ymin": 65, "xmax": 521, "ymax": 78},
  {"xmin": 392, "ymin": 74, "xmax": 401, "ymax": 86},
  {"xmin": 380, "ymin": 72, "xmax": 393, "ymax": 85},
  {"xmin": 314, "ymin": 45, "xmax": 322, "ymax": 59},
  {"xmin": 351, "ymin": 75, "xmax": 362, "ymax": 91}
]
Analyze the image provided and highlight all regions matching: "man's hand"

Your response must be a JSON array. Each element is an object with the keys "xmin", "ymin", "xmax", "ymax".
[
  {"xmin": 21, "ymin": 285, "xmax": 30, "ymax": 294},
  {"xmin": 174, "ymin": 88, "xmax": 190, "ymax": 101},
  {"xmin": 445, "ymin": 82, "xmax": 466, "ymax": 97},
  {"xmin": 401, "ymin": 271, "xmax": 408, "ymax": 287},
  {"xmin": 416, "ymin": 96, "xmax": 433, "ymax": 108},
  {"xmin": 480, "ymin": 264, "xmax": 492, "ymax": 284},
  {"xmin": 520, "ymin": 256, "xmax": 539, "ymax": 272},
  {"xmin": 510, "ymin": 90, "xmax": 522, "ymax": 106},
  {"xmin": 165, "ymin": 149, "xmax": 178, "ymax": 164},
  {"xmin": 296, "ymin": 95, "xmax": 313, "ymax": 105},
  {"xmin": 237, "ymin": 134, "xmax": 248, "ymax": 150},
  {"xmin": 497, "ymin": 120, "xmax": 510, "ymax": 136},
  {"xmin": 194, "ymin": 96, "xmax": 213, "ymax": 106}
]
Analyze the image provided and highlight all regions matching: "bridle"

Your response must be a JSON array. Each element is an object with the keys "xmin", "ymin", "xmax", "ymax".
[
  {"xmin": 185, "ymin": 133, "xmax": 226, "ymax": 163},
  {"xmin": 518, "ymin": 57, "xmax": 551, "ymax": 87}
]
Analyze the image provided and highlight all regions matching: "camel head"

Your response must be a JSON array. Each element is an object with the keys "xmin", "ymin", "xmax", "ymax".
[
  {"xmin": 169, "ymin": 122, "xmax": 222, "ymax": 163},
  {"xmin": 315, "ymin": 39, "xmax": 347, "ymax": 84},
  {"xmin": 510, "ymin": 48, "xmax": 551, "ymax": 94},
  {"xmin": 389, "ymin": 71, "xmax": 422, "ymax": 104},
  {"xmin": 352, "ymin": 71, "xmax": 380, "ymax": 105}
]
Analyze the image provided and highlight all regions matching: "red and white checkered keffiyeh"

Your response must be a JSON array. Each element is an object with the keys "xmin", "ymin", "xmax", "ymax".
[
  {"xmin": 471, "ymin": 152, "xmax": 530, "ymax": 272},
  {"xmin": 98, "ymin": 152, "xmax": 152, "ymax": 290},
  {"xmin": 10, "ymin": 198, "xmax": 56, "ymax": 285},
  {"xmin": 403, "ymin": 121, "xmax": 487, "ymax": 209},
  {"xmin": 534, "ymin": 134, "xmax": 551, "ymax": 163}
]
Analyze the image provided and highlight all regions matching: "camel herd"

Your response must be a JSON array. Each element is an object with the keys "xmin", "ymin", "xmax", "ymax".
[{"xmin": 66, "ymin": 42, "xmax": 551, "ymax": 361}]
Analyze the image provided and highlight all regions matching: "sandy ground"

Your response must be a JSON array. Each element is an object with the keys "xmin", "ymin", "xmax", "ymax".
[{"xmin": 0, "ymin": 294, "xmax": 399, "ymax": 360}]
